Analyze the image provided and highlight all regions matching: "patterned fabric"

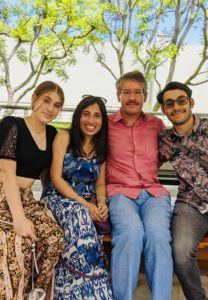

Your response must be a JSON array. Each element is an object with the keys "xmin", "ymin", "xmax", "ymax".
[
  {"xmin": 42, "ymin": 152, "xmax": 113, "ymax": 300},
  {"xmin": 0, "ymin": 119, "xmax": 18, "ymax": 160},
  {"xmin": 159, "ymin": 116, "xmax": 208, "ymax": 214},
  {"xmin": 0, "ymin": 183, "xmax": 64, "ymax": 300},
  {"xmin": 0, "ymin": 116, "xmax": 57, "ymax": 179}
]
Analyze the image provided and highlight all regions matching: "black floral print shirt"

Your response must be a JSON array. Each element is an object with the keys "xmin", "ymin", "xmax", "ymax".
[{"xmin": 159, "ymin": 116, "xmax": 208, "ymax": 214}]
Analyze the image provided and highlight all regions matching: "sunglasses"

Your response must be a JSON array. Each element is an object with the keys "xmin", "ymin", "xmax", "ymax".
[
  {"xmin": 162, "ymin": 96, "xmax": 190, "ymax": 109},
  {"xmin": 82, "ymin": 95, "xmax": 107, "ymax": 104}
]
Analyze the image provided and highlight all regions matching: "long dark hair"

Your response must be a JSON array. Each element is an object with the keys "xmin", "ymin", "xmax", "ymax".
[{"xmin": 68, "ymin": 95, "xmax": 108, "ymax": 163}]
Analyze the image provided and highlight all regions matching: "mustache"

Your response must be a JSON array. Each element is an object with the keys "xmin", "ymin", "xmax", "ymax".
[
  {"xmin": 170, "ymin": 109, "xmax": 185, "ymax": 115},
  {"xmin": 126, "ymin": 100, "xmax": 139, "ymax": 105}
]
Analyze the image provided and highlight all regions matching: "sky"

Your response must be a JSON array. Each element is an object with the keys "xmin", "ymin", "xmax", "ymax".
[{"xmin": 159, "ymin": 9, "xmax": 204, "ymax": 46}]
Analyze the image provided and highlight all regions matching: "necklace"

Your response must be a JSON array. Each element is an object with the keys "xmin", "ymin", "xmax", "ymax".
[
  {"xmin": 26, "ymin": 117, "xmax": 45, "ymax": 134},
  {"xmin": 81, "ymin": 145, "xmax": 95, "ymax": 159}
]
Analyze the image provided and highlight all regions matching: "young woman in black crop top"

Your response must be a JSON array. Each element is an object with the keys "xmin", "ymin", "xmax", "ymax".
[{"xmin": 0, "ymin": 81, "xmax": 65, "ymax": 299}]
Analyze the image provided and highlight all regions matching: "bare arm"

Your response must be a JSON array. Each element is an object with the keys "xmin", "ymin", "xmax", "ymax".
[
  {"xmin": 95, "ymin": 162, "xmax": 108, "ymax": 220},
  {"xmin": 50, "ymin": 130, "xmax": 103, "ymax": 221},
  {"xmin": 95, "ymin": 162, "xmax": 106, "ymax": 198},
  {"xmin": 50, "ymin": 131, "xmax": 85, "ymax": 202},
  {"xmin": 0, "ymin": 159, "xmax": 38, "ymax": 240}
]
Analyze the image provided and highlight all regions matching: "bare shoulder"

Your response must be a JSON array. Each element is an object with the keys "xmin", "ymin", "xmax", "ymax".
[
  {"xmin": 54, "ymin": 130, "xmax": 70, "ymax": 148},
  {"xmin": 57, "ymin": 129, "xmax": 70, "ymax": 139}
]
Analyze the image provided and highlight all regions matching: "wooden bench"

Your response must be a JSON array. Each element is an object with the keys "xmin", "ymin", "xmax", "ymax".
[
  {"xmin": 103, "ymin": 233, "xmax": 208, "ymax": 268},
  {"xmin": 103, "ymin": 234, "xmax": 208, "ymax": 248}
]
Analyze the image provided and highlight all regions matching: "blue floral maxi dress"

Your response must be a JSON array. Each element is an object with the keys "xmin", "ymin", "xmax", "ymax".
[{"xmin": 42, "ymin": 152, "xmax": 113, "ymax": 300}]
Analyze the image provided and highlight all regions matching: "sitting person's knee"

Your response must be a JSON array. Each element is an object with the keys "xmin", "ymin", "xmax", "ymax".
[
  {"xmin": 113, "ymin": 222, "xmax": 144, "ymax": 247},
  {"xmin": 173, "ymin": 240, "xmax": 197, "ymax": 265}
]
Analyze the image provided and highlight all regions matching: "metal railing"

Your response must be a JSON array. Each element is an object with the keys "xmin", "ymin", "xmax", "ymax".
[
  {"xmin": 2, "ymin": 102, "xmax": 207, "ymax": 127},
  {"xmin": 0, "ymin": 103, "xmax": 119, "ymax": 125}
]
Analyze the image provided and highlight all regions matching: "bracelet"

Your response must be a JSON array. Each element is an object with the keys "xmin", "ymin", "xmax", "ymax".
[{"xmin": 97, "ymin": 196, "xmax": 108, "ymax": 203}]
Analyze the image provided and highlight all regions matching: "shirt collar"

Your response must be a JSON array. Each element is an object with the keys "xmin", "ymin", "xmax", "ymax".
[
  {"xmin": 192, "ymin": 115, "xmax": 200, "ymax": 132},
  {"xmin": 113, "ymin": 109, "xmax": 147, "ymax": 124}
]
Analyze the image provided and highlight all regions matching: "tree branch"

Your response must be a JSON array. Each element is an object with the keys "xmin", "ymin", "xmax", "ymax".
[
  {"xmin": 91, "ymin": 42, "xmax": 117, "ymax": 79},
  {"xmin": 185, "ymin": 3, "xmax": 208, "ymax": 84}
]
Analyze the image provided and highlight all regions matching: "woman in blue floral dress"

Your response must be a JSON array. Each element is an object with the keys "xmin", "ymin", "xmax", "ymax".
[{"xmin": 42, "ymin": 95, "xmax": 113, "ymax": 299}]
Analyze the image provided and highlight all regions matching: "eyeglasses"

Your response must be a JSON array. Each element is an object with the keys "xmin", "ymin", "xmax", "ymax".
[
  {"xmin": 162, "ymin": 96, "xmax": 190, "ymax": 109},
  {"xmin": 82, "ymin": 95, "xmax": 107, "ymax": 104},
  {"xmin": 121, "ymin": 90, "xmax": 145, "ymax": 98}
]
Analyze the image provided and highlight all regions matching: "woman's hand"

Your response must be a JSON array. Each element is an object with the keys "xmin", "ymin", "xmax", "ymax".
[
  {"xmin": 13, "ymin": 216, "xmax": 39, "ymax": 241},
  {"xmin": 98, "ymin": 201, "xmax": 108, "ymax": 221},
  {"xmin": 85, "ymin": 202, "xmax": 103, "ymax": 222}
]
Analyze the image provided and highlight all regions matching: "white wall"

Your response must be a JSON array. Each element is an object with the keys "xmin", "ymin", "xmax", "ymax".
[{"xmin": 0, "ymin": 43, "xmax": 207, "ymax": 113}]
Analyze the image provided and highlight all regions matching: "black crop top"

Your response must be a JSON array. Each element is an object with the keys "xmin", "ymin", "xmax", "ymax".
[{"xmin": 0, "ymin": 116, "xmax": 57, "ymax": 179}]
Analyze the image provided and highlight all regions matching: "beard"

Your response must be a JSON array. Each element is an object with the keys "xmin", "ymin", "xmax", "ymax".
[{"xmin": 169, "ymin": 109, "xmax": 193, "ymax": 126}]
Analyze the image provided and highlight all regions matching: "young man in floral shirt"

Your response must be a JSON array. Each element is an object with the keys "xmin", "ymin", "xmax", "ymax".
[{"xmin": 158, "ymin": 81, "xmax": 208, "ymax": 300}]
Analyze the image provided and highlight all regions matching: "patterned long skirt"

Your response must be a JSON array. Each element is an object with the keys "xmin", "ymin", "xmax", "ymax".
[
  {"xmin": 0, "ymin": 183, "xmax": 65, "ymax": 300},
  {"xmin": 45, "ymin": 195, "xmax": 113, "ymax": 300}
]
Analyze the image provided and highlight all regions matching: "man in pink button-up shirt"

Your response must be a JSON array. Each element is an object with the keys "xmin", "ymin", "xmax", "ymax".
[{"xmin": 106, "ymin": 71, "xmax": 173, "ymax": 300}]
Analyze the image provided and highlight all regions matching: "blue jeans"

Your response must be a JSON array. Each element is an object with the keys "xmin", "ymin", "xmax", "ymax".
[
  {"xmin": 172, "ymin": 201, "xmax": 208, "ymax": 300},
  {"xmin": 108, "ymin": 190, "xmax": 173, "ymax": 300}
]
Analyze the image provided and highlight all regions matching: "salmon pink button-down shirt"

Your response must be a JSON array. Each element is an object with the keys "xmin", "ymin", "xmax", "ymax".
[{"xmin": 106, "ymin": 110, "xmax": 170, "ymax": 199}]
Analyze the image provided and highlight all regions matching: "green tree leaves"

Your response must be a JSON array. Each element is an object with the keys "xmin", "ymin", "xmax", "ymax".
[{"xmin": 0, "ymin": 0, "xmax": 95, "ymax": 107}]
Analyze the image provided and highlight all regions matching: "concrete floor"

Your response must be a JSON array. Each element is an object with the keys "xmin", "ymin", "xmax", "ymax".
[
  {"xmin": 133, "ymin": 272, "xmax": 208, "ymax": 300},
  {"xmin": 104, "ymin": 238, "xmax": 208, "ymax": 300}
]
